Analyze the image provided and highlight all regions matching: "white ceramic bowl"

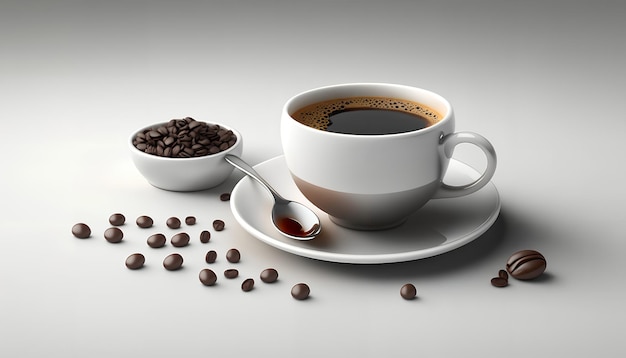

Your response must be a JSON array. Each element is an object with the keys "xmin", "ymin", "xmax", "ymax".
[{"xmin": 129, "ymin": 122, "xmax": 243, "ymax": 191}]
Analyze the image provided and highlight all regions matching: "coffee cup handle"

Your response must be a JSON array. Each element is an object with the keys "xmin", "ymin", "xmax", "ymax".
[{"xmin": 433, "ymin": 132, "xmax": 497, "ymax": 199}]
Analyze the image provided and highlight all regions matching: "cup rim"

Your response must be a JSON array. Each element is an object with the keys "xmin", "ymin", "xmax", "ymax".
[
  {"xmin": 128, "ymin": 120, "xmax": 242, "ymax": 161},
  {"xmin": 283, "ymin": 82, "xmax": 453, "ymax": 138}
]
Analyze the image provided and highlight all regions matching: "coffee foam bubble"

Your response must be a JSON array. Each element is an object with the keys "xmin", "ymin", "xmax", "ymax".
[{"xmin": 291, "ymin": 96, "xmax": 441, "ymax": 131}]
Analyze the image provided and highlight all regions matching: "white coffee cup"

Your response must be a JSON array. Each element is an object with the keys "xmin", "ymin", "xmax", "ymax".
[{"xmin": 281, "ymin": 83, "xmax": 496, "ymax": 230}]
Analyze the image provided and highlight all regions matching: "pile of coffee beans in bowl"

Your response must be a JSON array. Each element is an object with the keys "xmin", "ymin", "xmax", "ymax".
[{"xmin": 132, "ymin": 117, "xmax": 237, "ymax": 158}]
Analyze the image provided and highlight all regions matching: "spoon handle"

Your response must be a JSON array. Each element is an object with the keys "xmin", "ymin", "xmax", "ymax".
[{"xmin": 225, "ymin": 155, "xmax": 286, "ymax": 201}]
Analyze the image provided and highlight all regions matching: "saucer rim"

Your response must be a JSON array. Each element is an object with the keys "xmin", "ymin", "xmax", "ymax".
[{"xmin": 230, "ymin": 155, "xmax": 501, "ymax": 264}]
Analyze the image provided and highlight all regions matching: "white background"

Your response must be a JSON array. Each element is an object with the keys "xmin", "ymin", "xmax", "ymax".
[{"xmin": 1, "ymin": 0, "xmax": 625, "ymax": 356}]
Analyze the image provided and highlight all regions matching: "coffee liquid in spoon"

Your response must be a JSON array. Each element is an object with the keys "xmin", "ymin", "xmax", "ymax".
[{"xmin": 275, "ymin": 217, "xmax": 319, "ymax": 237}]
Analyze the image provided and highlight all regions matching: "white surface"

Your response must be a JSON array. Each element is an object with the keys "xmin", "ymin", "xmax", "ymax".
[
  {"xmin": 1, "ymin": 1, "xmax": 625, "ymax": 357},
  {"xmin": 231, "ymin": 156, "xmax": 501, "ymax": 263}
]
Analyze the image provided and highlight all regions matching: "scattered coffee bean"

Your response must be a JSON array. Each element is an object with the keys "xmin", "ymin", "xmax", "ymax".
[
  {"xmin": 132, "ymin": 117, "xmax": 237, "ymax": 158},
  {"xmin": 71, "ymin": 223, "xmax": 91, "ymax": 238},
  {"xmin": 491, "ymin": 277, "xmax": 509, "ymax": 287},
  {"xmin": 199, "ymin": 230, "xmax": 211, "ymax": 243},
  {"xmin": 499, "ymin": 269, "xmax": 509, "ymax": 280},
  {"xmin": 506, "ymin": 250, "xmax": 547, "ymax": 280},
  {"xmin": 166, "ymin": 217, "xmax": 181, "ymax": 229},
  {"xmin": 171, "ymin": 232, "xmax": 190, "ymax": 247},
  {"xmin": 224, "ymin": 269, "xmax": 239, "ymax": 279},
  {"xmin": 213, "ymin": 219, "xmax": 225, "ymax": 231},
  {"xmin": 147, "ymin": 233, "xmax": 167, "ymax": 248},
  {"xmin": 291, "ymin": 283, "xmax": 310, "ymax": 300},
  {"xmin": 260, "ymin": 268, "xmax": 279, "ymax": 283},
  {"xmin": 199, "ymin": 269, "xmax": 217, "ymax": 286},
  {"xmin": 226, "ymin": 248, "xmax": 240, "ymax": 263},
  {"xmin": 241, "ymin": 278, "xmax": 255, "ymax": 292},
  {"xmin": 125, "ymin": 253, "xmax": 145, "ymax": 270},
  {"xmin": 163, "ymin": 253, "xmax": 184, "ymax": 271},
  {"xmin": 205, "ymin": 250, "xmax": 217, "ymax": 263},
  {"xmin": 185, "ymin": 216, "xmax": 196, "ymax": 225},
  {"xmin": 108, "ymin": 213, "xmax": 126, "ymax": 226},
  {"xmin": 400, "ymin": 283, "xmax": 417, "ymax": 300},
  {"xmin": 104, "ymin": 227, "xmax": 124, "ymax": 243},
  {"xmin": 220, "ymin": 193, "xmax": 231, "ymax": 201},
  {"xmin": 136, "ymin": 215, "xmax": 153, "ymax": 228}
]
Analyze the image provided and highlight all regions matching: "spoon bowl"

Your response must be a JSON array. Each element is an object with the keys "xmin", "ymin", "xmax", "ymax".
[
  {"xmin": 225, "ymin": 155, "xmax": 321, "ymax": 240},
  {"xmin": 272, "ymin": 201, "xmax": 321, "ymax": 240}
]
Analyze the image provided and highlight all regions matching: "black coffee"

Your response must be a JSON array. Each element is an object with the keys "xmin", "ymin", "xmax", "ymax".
[
  {"xmin": 326, "ymin": 108, "xmax": 430, "ymax": 135},
  {"xmin": 292, "ymin": 96, "xmax": 441, "ymax": 135}
]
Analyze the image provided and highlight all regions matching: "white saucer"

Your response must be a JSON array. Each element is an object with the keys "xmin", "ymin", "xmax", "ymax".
[{"xmin": 230, "ymin": 155, "xmax": 501, "ymax": 264}]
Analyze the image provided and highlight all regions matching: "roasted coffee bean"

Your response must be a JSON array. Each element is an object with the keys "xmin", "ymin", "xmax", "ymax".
[
  {"xmin": 147, "ymin": 233, "xmax": 167, "ymax": 248},
  {"xmin": 185, "ymin": 216, "xmax": 196, "ymax": 225},
  {"xmin": 205, "ymin": 250, "xmax": 217, "ymax": 263},
  {"xmin": 491, "ymin": 277, "xmax": 509, "ymax": 287},
  {"xmin": 498, "ymin": 269, "xmax": 509, "ymax": 280},
  {"xmin": 71, "ymin": 223, "xmax": 91, "ymax": 238},
  {"xmin": 400, "ymin": 283, "xmax": 417, "ymax": 300},
  {"xmin": 136, "ymin": 215, "xmax": 153, "ymax": 228},
  {"xmin": 226, "ymin": 248, "xmax": 240, "ymax": 263},
  {"xmin": 157, "ymin": 126, "xmax": 168, "ymax": 135},
  {"xmin": 212, "ymin": 219, "xmax": 225, "ymax": 231},
  {"xmin": 224, "ymin": 269, "xmax": 239, "ymax": 279},
  {"xmin": 506, "ymin": 250, "xmax": 547, "ymax": 280},
  {"xmin": 171, "ymin": 232, "xmax": 190, "ymax": 247},
  {"xmin": 163, "ymin": 253, "xmax": 183, "ymax": 271},
  {"xmin": 220, "ymin": 193, "xmax": 231, "ymax": 201},
  {"xmin": 291, "ymin": 283, "xmax": 310, "ymax": 300},
  {"xmin": 199, "ymin": 230, "xmax": 211, "ymax": 243},
  {"xmin": 108, "ymin": 213, "xmax": 125, "ymax": 226},
  {"xmin": 132, "ymin": 117, "xmax": 237, "ymax": 158},
  {"xmin": 166, "ymin": 217, "xmax": 181, "ymax": 229},
  {"xmin": 125, "ymin": 253, "xmax": 145, "ymax": 270},
  {"xmin": 241, "ymin": 278, "xmax": 255, "ymax": 292},
  {"xmin": 188, "ymin": 120, "xmax": 201, "ymax": 130},
  {"xmin": 104, "ymin": 227, "xmax": 124, "ymax": 243},
  {"xmin": 199, "ymin": 269, "xmax": 217, "ymax": 286},
  {"xmin": 260, "ymin": 268, "xmax": 279, "ymax": 283}
]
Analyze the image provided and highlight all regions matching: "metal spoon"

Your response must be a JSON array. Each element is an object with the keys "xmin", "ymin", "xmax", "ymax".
[{"xmin": 225, "ymin": 155, "xmax": 321, "ymax": 240}]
